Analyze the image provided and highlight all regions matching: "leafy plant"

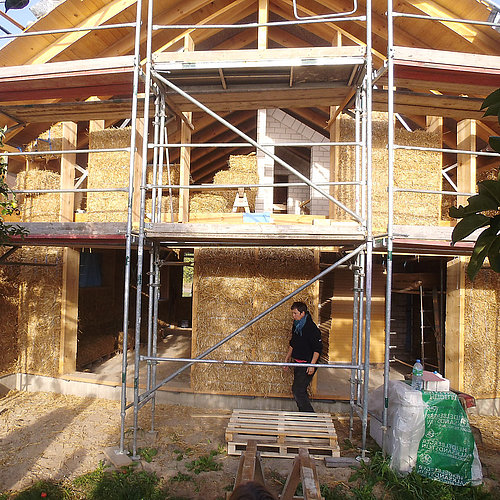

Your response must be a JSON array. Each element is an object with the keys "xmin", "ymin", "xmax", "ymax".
[
  {"xmin": 185, "ymin": 452, "xmax": 222, "ymax": 474},
  {"xmin": 170, "ymin": 472, "xmax": 194, "ymax": 484},
  {"xmin": 138, "ymin": 447, "xmax": 158, "ymax": 463},
  {"xmin": 0, "ymin": 126, "xmax": 28, "ymax": 245},
  {"xmin": 173, "ymin": 447, "xmax": 193, "ymax": 461},
  {"xmin": 449, "ymin": 88, "xmax": 500, "ymax": 280}
]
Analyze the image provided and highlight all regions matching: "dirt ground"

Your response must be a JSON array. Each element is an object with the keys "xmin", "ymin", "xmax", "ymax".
[{"xmin": 0, "ymin": 391, "xmax": 499, "ymax": 499}]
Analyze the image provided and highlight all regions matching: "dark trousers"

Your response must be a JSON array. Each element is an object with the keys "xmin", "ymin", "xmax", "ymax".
[{"xmin": 292, "ymin": 366, "xmax": 315, "ymax": 412}]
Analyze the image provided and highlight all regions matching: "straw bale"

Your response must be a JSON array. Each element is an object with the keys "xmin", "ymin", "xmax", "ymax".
[
  {"xmin": 338, "ymin": 113, "xmax": 442, "ymax": 232},
  {"xmin": 212, "ymin": 154, "xmax": 259, "ymax": 211},
  {"xmin": 86, "ymin": 128, "xmax": 131, "ymax": 222},
  {"xmin": 16, "ymin": 169, "xmax": 61, "ymax": 222},
  {"xmin": 191, "ymin": 247, "xmax": 317, "ymax": 396},
  {"xmin": 25, "ymin": 123, "xmax": 64, "ymax": 157},
  {"xmin": 464, "ymin": 267, "xmax": 500, "ymax": 398},
  {"xmin": 147, "ymin": 163, "xmax": 180, "ymax": 186},
  {"xmin": 190, "ymin": 153, "xmax": 258, "ymax": 213},
  {"xmin": 0, "ymin": 249, "xmax": 20, "ymax": 375},
  {"xmin": 189, "ymin": 193, "xmax": 227, "ymax": 213},
  {"xmin": 15, "ymin": 247, "xmax": 63, "ymax": 377}
]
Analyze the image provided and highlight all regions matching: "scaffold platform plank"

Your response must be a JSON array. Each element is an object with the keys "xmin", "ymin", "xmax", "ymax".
[{"xmin": 226, "ymin": 409, "xmax": 340, "ymax": 459}]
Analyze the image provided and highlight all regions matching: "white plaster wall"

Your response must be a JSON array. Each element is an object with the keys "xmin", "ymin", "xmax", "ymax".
[{"xmin": 256, "ymin": 108, "xmax": 330, "ymax": 216}]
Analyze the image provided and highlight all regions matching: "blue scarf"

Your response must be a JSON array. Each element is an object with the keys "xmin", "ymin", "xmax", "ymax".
[{"xmin": 293, "ymin": 314, "xmax": 307, "ymax": 336}]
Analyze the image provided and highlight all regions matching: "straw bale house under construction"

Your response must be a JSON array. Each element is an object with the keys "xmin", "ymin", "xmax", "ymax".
[{"xmin": 0, "ymin": 0, "xmax": 499, "ymax": 423}]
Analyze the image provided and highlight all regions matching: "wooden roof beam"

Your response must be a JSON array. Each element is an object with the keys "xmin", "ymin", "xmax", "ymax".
[
  {"xmin": 26, "ymin": 0, "xmax": 137, "ymax": 65},
  {"xmin": 407, "ymin": 0, "xmax": 499, "ymax": 54}
]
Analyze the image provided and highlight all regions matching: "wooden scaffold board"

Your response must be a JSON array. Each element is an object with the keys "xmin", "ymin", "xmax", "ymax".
[{"xmin": 225, "ymin": 409, "xmax": 340, "ymax": 459}]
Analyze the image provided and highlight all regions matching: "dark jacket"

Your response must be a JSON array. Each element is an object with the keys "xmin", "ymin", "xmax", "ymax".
[{"xmin": 289, "ymin": 313, "xmax": 322, "ymax": 362}]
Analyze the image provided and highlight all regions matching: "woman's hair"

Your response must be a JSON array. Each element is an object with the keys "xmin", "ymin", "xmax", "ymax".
[
  {"xmin": 291, "ymin": 301, "xmax": 308, "ymax": 314},
  {"xmin": 229, "ymin": 481, "xmax": 277, "ymax": 500}
]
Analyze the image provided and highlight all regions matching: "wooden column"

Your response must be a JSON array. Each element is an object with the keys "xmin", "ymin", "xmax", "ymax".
[
  {"xmin": 328, "ymin": 32, "xmax": 343, "ymax": 220},
  {"xmin": 258, "ymin": 0, "xmax": 269, "ymax": 50},
  {"xmin": 132, "ymin": 117, "xmax": 144, "ymax": 222},
  {"xmin": 59, "ymin": 121, "xmax": 79, "ymax": 374},
  {"xmin": 445, "ymin": 258, "xmax": 466, "ymax": 391},
  {"xmin": 60, "ymin": 122, "xmax": 77, "ymax": 222},
  {"xmin": 179, "ymin": 35, "xmax": 194, "ymax": 223},
  {"xmin": 59, "ymin": 247, "xmax": 80, "ymax": 374},
  {"xmin": 456, "ymin": 119, "xmax": 476, "ymax": 208},
  {"xmin": 328, "ymin": 108, "xmax": 340, "ymax": 220}
]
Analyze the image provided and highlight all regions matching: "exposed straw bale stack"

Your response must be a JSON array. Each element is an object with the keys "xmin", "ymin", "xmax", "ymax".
[
  {"xmin": 86, "ymin": 128, "xmax": 130, "ymax": 222},
  {"xmin": 0, "ymin": 249, "xmax": 20, "ymax": 375},
  {"xmin": 337, "ymin": 113, "xmax": 442, "ymax": 231},
  {"xmin": 25, "ymin": 123, "xmax": 64, "ymax": 158},
  {"xmin": 189, "ymin": 193, "xmax": 227, "ymax": 213},
  {"xmin": 145, "ymin": 164, "xmax": 180, "ymax": 220},
  {"xmin": 16, "ymin": 247, "xmax": 63, "ymax": 377},
  {"xmin": 190, "ymin": 153, "xmax": 258, "ymax": 213},
  {"xmin": 464, "ymin": 267, "xmax": 500, "ymax": 398},
  {"xmin": 191, "ymin": 247, "xmax": 318, "ymax": 396},
  {"xmin": 16, "ymin": 169, "xmax": 61, "ymax": 221}
]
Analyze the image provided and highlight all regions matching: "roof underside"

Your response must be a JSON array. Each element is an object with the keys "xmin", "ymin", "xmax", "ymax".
[{"xmin": 0, "ymin": 0, "xmax": 499, "ymax": 192}]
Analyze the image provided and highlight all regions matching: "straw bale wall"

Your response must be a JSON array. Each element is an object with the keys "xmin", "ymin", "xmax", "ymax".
[
  {"xmin": 0, "ymin": 250, "xmax": 20, "ymax": 375},
  {"xmin": 86, "ymin": 128, "xmax": 131, "ymax": 222},
  {"xmin": 464, "ymin": 267, "xmax": 500, "ymax": 398},
  {"xmin": 16, "ymin": 169, "xmax": 61, "ymax": 222},
  {"xmin": 3, "ymin": 247, "xmax": 64, "ymax": 377},
  {"xmin": 337, "ymin": 113, "xmax": 442, "ymax": 232},
  {"xmin": 191, "ymin": 247, "xmax": 318, "ymax": 397}
]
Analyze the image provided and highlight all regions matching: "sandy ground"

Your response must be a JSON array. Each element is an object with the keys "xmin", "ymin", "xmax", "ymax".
[{"xmin": 0, "ymin": 391, "xmax": 499, "ymax": 499}]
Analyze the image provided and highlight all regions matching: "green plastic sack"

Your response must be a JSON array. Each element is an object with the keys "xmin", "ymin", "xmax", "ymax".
[{"xmin": 415, "ymin": 391, "xmax": 474, "ymax": 486}]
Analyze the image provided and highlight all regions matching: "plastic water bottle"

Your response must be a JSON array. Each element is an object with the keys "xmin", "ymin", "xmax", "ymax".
[{"xmin": 411, "ymin": 359, "xmax": 424, "ymax": 390}]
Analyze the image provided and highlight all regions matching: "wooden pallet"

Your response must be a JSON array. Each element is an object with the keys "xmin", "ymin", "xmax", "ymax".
[{"xmin": 226, "ymin": 409, "xmax": 340, "ymax": 459}]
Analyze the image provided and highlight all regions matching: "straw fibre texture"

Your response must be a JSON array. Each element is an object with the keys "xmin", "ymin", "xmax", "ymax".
[
  {"xmin": 191, "ymin": 247, "xmax": 318, "ymax": 396},
  {"xmin": 464, "ymin": 267, "xmax": 500, "ymax": 398},
  {"xmin": 338, "ymin": 113, "xmax": 442, "ymax": 231}
]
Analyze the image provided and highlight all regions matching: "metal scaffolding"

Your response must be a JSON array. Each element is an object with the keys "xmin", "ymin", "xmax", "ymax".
[
  {"xmin": 117, "ymin": 0, "xmax": 376, "ymax": 461},
  {"xmin": 4, "ymin": 0, "xmax": 498, "ymax": 469}
]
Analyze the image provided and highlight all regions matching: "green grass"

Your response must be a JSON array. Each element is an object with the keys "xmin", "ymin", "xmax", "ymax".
[{"xmin": 347, "ymin": 451, "xmax": 494, "ymax": 500}]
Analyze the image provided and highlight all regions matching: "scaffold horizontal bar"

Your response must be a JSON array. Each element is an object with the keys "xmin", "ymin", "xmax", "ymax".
[{"xmin": 139, "ymin": 357, "xmax": 363, "ymax": 369}]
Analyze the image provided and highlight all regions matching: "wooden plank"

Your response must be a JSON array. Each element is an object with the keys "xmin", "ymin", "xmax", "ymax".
[
  {"xmin": 445, "ymin": 258, "xmax": 466, "ymax": 391},
  {"xmin": 258, "ymin": 0, "xmax": 269, "ymax": 50},
  {"xmin": 132, "ymin": 118, "xmax": 144, "ymax": 222},
  {"xmin": 393, "ymin": 46, "xmax": 500, "ymax": 73},
  {"xmin": 154, "ymin": 46, "xmax": 366, "ymax": 67},
  {"xmin": 60, "ymin": 122, "xmax": 78, "ymax": 222},
  {"xmin": 457, "ymin": 119, "xmax": 476, "ymax": 207},
  {"xmin": 179, "ymin": 35, "xmax": 194, "ymax": 223},
  {"xmin": 0, "ymin": 99, "xmax": 143, "ymax": 123},
  {"xmin": 0, "ymin": 56, "xmax": 135, "ymax": 83},
  {"xmin": 59, "ymin": 247, "xmax": 80, "ymax": 374}
]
